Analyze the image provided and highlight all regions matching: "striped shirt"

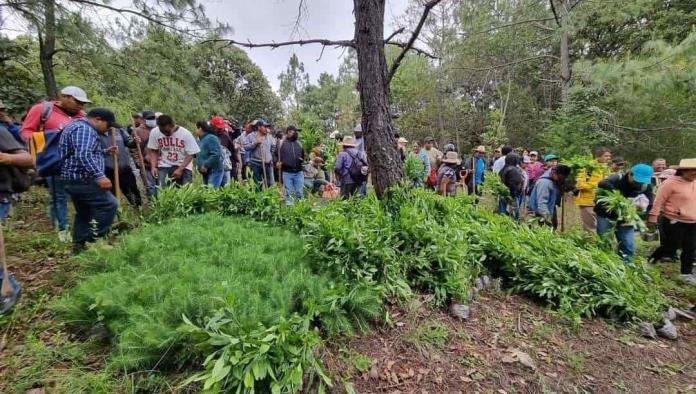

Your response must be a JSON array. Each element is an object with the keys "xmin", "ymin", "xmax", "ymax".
[{"xmin": 60, "ymin": 119, "xmax": 106, "ymax": 181}]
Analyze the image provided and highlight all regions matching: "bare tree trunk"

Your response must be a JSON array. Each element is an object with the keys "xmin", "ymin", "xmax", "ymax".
[
  {"xmin": 39, "ymin": 0, "xmax": 58, "ymax": 99},
  {"xmin": 354, "ymin": 0, "xmax": 403, "ymax": 197},
  {"xmin": 559, "ymin": 0, "xmax": 571, "ymax": 102}
]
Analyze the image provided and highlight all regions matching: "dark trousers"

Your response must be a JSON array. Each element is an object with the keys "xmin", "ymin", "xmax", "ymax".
[
  {"xmin": 650, "ymin": 219, "xmax": 696, "ymax": 275},
  {"xmin": 250, "ymin": 161, "xmax": 274, "ymax": 190},
  {"xmin": 64, "ymin": 179, "xmax": 118, "ymax": 249},
  {"xmin": 105, "ymin": 167, "xmax": 142, "ymax": 207},
  {"xmin": 158, "ymin": 167, "xmax": 193, "ymax": 188},
  {"xmin": 341, "ymin": 182, "xmax": 359, "ymax": 199}
]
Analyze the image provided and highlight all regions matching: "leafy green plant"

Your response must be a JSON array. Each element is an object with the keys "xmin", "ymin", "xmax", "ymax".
[
  {"xmin": 596, "ymin": 189, "xmax": 647, "ymax": 231},
  {"xmin": 404, "ymin": 154, "xmax": 425, "ymax": 183},
  {"xmin": 482, "ymin": 173, "xmax": 510, "ymax": 200}
]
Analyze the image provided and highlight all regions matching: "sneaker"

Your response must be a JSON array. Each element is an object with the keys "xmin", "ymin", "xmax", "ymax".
[
  {"xmin": 58, "ymin": 230, "xmax": 70, "ymax": 243},
  {"xmin": 678, "ymin": 274, "xmax": 696, "ymax": 285}
]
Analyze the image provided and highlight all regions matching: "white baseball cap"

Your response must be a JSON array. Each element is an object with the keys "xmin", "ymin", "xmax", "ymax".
[{"xmin": 60, "ymin": 86, "xmax": 91, "ymax": 103}]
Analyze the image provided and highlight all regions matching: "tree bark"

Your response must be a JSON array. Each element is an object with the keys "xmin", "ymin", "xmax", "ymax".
[
  {"xmin": 559, "ymin": 0, "xmax": 571, "ymax": 102},
  {"xmin": 39, "ymin": 0, "xmax": 58, "ymax": 99},
  {"xmin": 354, "ymin": 0, "xmax": 403, "ymax": 198}
]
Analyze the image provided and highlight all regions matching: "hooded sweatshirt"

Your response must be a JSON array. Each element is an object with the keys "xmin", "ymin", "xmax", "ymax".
[
  {"xmin": 500, "ymin": 154, "xmax": 524, "ymax": 198},
  {"xmin": 197, "ymin": 131, "xmax": 223, "ymax": 172},
  {"xmin": 648, "ymin": 176, "xmax": 696, "ymax": 223}
]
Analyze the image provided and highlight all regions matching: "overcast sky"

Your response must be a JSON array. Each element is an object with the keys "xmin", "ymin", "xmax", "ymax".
[{"xmin": 202, "ymin": 0, "xmax": 410, "ymax": 91}]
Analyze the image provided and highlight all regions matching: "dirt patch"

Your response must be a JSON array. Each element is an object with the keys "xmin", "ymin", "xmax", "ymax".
[{"xmin": 325, "ymin": 292, "xmax": 696, "ymax": 393}]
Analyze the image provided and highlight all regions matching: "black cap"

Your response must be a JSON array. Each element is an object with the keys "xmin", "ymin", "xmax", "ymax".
[
  {"xmin": 253, "ymin": 118, "xmax": 272, "ymax": 127},
  {"xmin": 141, "ymin": 111, "xmax": 156, "ymax": 119},
  {"xmin": 86, "ymin": 108, "xmax": 116, "ymax": 127},
  {"xmin": 286, "ymin": 125, "xmax": 302, "ymax": 132},
  {"xmin": 425, "ymin": 136, "xmax": 435, "ymax": 142},
  {"xmin": 612, "ymin": 157, "xmax": 626, "ymax": 165}
]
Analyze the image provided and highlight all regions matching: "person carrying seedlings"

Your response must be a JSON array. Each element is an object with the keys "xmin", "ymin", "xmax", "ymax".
[
  {"xmin": 409, "ymin": 142, "xmax": 431, "ymax": 187},
  {"xmin": 436, "ymin": 151, "xmax": 461, "ymax": 197},
  {"xmin": 278, "ymin": 126, "xmax": 305, "ymax": 205},
  {"xmin": 147, "ymin": 114, "xmax": 200, "ymax": 188},
  {"xmin": 243, "ymin": 119, "xmax": 276, "ymax": 190},
  {"xmin": 575, "ymin": 147, "xmax": 612, "ymax": 233},
  {"xmin": 527, "ymin": 164, "xmax": 571, "ymax": 228},
  {"xmin": 99, "ymin": 125, "xmax": 142, "ymax": 206},
  {"xmin": 335, "ymin": 135, "xmax": 367, "ymax": 199},
  {"xmin": 195, "ymin": 121, "xmax": 224, "ymax": 189},
  {"xmin": 594, "ymin": 164, "xmax": 654, "ymax": 263},
  {"xmin": 500, "ymin": 153, "xmax": 525, "ymax": 220},
  {"xmin": 59, "ymin": 108, "xmax": 119, "ymax": 254},
  {"xmin": 648, "ymin": 159, "xmax": 696, "ymax": 285},
  {"xmin": 0, "ymin": 124, "xmax": 33, "ymax": 220}
]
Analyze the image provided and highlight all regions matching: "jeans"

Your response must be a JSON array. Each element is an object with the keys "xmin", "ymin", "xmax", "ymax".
[
  {"xmin": 47, "ymin": 176, "xmax": 68, "ymax": 231},
  {"xmin": 0, "ymin": 200, "xmax": 10, "ymax": 220},
  {"xmin": 157, "ymin": 167, "xmax": 193, "ymax": 188},
  {"xmin": 221, "ymin": 170, "xmax": 231, "ymax": 187},
  {"xmin": 145, "ymin": 168, "xmax": 157, "ymax": 197},
  {"xmin": 597, "ymin": 215, "xmax": 635, "ymax": 263},
  {"xmin": 204, "ymin": 169, "xmax": 224, "ymax": 189},
  {"xmin": 650, "ymin": 219, "xmax": 695, "ymax": 275},
  {"xmin": 64, "ymin": 179, "xmax": 118, "ymax": 248},
  {"xmin": 250, "ymin": 161, "xmax": 274, "ymax": 190},
  {"xmin": 359, "ymin": 181, "xmax": 367, "ymax": 197},
  {"xmin": 497, "ymin": 198, "xmax": 508, "ymax": 215},
  {"xmin": 282, "ymin": 171, "xmax": 304, "ymax": 205}
]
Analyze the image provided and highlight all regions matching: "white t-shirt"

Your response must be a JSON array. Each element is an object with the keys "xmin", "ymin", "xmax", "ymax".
[
  {"xmin": 147, "ymin": 126, "xmax": 200, "ymax": 170},
  {"xmin": 492, "ymin": 155, "xmax": 507, "ymax": 175}
]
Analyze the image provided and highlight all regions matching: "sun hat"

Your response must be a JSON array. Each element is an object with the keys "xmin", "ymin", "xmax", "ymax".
[
  {"xmin": 397, "ymin": 137, "xmax": 408, "ymax": 144},
  {"xmin": 60, "ymin": 86, "xmax": 91, "ymax": 103},
  {"xmin": 474, "ymin": 145, "xmax": 486, "ymax": 153},
  {"xmin": 631, "ymin": 163, "xmax": 654, "ymax": 184},
  {"xmin": 670, "ymin": 158, "xmax": 696, "ymax": 170},
  {"xmin": 441, "ymin": 151, "xmax": 461, "ymax": 165},
  {"xmin": 544, "ymin": 154, "xmax": 559, "ymax": 162},
  {"xmin": 342, "ymin": 135, "xmax": 357, "ymax": 147}
]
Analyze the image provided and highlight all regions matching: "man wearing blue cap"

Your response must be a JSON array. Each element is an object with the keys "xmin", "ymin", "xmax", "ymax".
[{"xmin": 595, "ymin": 163, "xmax": 655, "ymax": 262}]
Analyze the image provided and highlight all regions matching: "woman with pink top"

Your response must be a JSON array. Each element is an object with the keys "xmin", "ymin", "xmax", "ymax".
[
  {"xmin": 525, "ymin": 151, "xmax": 545, "ymax": 193},
  {"xmin": 648, "ymin": 159, "xmax": 696, "ymax": 285}
]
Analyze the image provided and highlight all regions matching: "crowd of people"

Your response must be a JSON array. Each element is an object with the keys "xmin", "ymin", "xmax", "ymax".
[{"xmin": 0, "ymin": 85, "xmax": 694, "ymax": 282}]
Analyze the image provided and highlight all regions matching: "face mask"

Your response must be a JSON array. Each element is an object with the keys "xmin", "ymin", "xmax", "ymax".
[{"xmin": 145, "ymin": 119, "xmax": 156, "ymax": 128}]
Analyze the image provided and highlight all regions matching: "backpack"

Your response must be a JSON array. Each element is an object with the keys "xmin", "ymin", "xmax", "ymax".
[
  {"xmin": 27, "ymin": 101, "xmax": 64, "ymax": 177},
  {"xmin": 347, "ymin": 150, "xmax": 368, "ymax": 183}
]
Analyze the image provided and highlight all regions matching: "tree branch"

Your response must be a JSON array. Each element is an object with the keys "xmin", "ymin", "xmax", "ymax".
[
  {"xmin": 610, "ymin": 122, "xmax": 696, "ymax": 132},
  {"xmin": 549, "ymin": 0, "xmax": 562, "ymax": 27},
  {"xmin": 386, "ymin": 40, "xmax": 438, "ymax": 59},
  {"xmin": 387, "ymin": 0, "xmax": 444, "ymax": 82},
  {"xmin": 384, "ymin": 27, "xmax": 405, "ymax": 43},
  {"xmin": 201, "ymin": 38, "xmax": 354, "ymax": 50},
  {"xmin": 469, "ymin": 17, "xmax": 556, "ymax": 35},
  {"xmin": 450, "ymin": 54, "xmax": 558, "ymax": 71}
]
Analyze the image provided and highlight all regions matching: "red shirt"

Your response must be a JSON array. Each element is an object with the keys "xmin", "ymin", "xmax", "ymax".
[{"xmin": 20, "ymin": 101, "xmax": 84, "ymax": 142}]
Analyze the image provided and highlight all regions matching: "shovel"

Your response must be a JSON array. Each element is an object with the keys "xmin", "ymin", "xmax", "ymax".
[{"xmin": 0, "ymin": 224, "xmax": 21, "ymax": 315}]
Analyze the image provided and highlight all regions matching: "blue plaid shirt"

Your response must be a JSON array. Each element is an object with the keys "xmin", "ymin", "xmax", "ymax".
[{"xmin": 60, "ymin": 119, "xmax": 106, "ymax": 181}]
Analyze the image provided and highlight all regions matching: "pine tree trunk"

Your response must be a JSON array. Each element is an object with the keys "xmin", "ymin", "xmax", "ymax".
[
  {"xmin": 39, "ymin": 0, "xmax": 58, "ymax": 99},
  {"xmin": 353, "ymin": 0, "xmax": 403, "ymax": 198},
  {"xmin": 559, "ymin": 0, "xmax": 571, "ymax": 102}
]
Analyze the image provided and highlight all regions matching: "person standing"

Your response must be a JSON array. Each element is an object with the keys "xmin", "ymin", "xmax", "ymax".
[
  {"xmin": 20, "ymin": 86, "xmax": 90, "ymax": 240},
  {"xmin": 648, "ymin": 159, "xmax": 696, "ymax": 284},
  {"xmin": 131, "ymin": 111, "xmax": 157, "ymax": 197},
  {"xmin": 243, "ymin": 119, "xmax": 276, "ymax": 189},
  {"xmin": 59, "ymin": 108, "xmax": 119, "ymax": 254},
  {"xmin": 526, "ymin": 151, "xmax": 545, "ymax": 191},
  {"xmin": 610, "ymin": 157, "xmax": 626, "ymax": 174},
  {"xmin": 463, "ymin": 145, "xmax": 486, "ymax": 195},
  {"xmin": 492, "ymin": 146, "xmax": 512, "ymax": 175},
  {"xmin": 335, "ymin": 136, "xmax": 367, "ymax": 199},
  {"xmin": 195, "ymin": 121, "xmax": 224, "ymax": 189},
  {"xmin": 500, "ymin": 154, "xmax": 525, "ymax": 220},
  {"xmin": 488, "ymin": 147, "xmax": 502, "ymax": 171},
  {"xmin": 543, "ymin": 154, "xmax": 560, "ymax": 169},
  {"xmin": 574, "ymin": 147, "xmax": 612, "ymax": 233},
  {"xmin": 409, "ymin": 142, "xmax": 431, "ymax": 187},
  {"xmin": 210, "ymin": 116, "xmax": 236, "ymax": 186},
  {"xmin": 278, "ymin": 126, "xmax": 305, "ymax": 205},
  {"xmin": 147, "ymin": 114, "xmax": 200, "ymax": 188},
  {"xmin": 595, "ymin": 164, "xmax": 654, "ymax": 263},
  {"xmin": 99, "ymin": 126, "xmax": 142, "ymax": 206},
  {"xmin": 527, "ymin": 165, "xmax": 572, "ymax": 228},
  {"xmin": 353, "ymin": 124, "xmax": 368, "ymax": 197},
  {"xmin": 436, "ymin": 151, "xmax": 461, "ymax": 197},
  {"xmin": 0, "ymin": 125, "xmax": 33, "ymax": 220},
  {"xmin": 423, "ymin": 137, "xmax": 442, "ymax": 188}
]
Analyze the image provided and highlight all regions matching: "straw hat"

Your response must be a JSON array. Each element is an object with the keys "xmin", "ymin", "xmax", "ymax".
[
  {"xmin": 474, "ymin": 145, "xmax": 486, "ymax": 153},
  {"xmin": 670, "ymin": 158, "xmax": 696, "ymax": 170},
  {"xmin": 441, "ymin": 151, "xmax": 461, "ymax": 165},
  {"xmin": 342, "ymin": 135, "xmax": 357, "ymax": 147}
]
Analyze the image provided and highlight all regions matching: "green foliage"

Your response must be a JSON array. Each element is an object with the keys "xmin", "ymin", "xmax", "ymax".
[
  {"xmin": 52, "ymin": 214, "xmax": 332, "ymax": 370},
  {"xmin": 565, "ymin": 156, "xmax": 607, "ymax": 178},
  {"xmin": 181, "ymin": 311, "xmax": 330, "ymax": 394},
  {"xmin": 404, "ymin": 153, "xmax": 426, "ymax": 182},
  {"xmin": 595, "ymin": 190, "xmax": 647, "ymax": 231},
  {"xmin": 482, "ymin": 173, "xmax": 510, "ymax": 200},
  {"xmin": 405, "ymin": 319, "xmax": 450, "ymax": 351}
]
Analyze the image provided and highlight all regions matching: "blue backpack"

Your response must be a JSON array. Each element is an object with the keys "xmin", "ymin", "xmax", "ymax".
[{"xmin": 28, "ymin": 101, "xmax": 67, "ymax": 177}]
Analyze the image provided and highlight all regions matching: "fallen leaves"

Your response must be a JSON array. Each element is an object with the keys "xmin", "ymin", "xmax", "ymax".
[{"xmin": 501, "ymin": 348, "xmax": 537, "ymax": 370}]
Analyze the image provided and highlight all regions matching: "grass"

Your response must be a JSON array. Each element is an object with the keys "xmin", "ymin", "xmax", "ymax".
[
  {"xmin": 52, "ymin": 213, "xmax": 333, "ymax": 371},
  {"xmin": 404, "ymin": 319, "xmax": 450, "ymax": 351}
]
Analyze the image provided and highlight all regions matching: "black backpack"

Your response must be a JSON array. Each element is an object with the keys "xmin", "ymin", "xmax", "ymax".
[{"xmin": 347, "ymin": 151, "xmax": 368, "ymax": 183}]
